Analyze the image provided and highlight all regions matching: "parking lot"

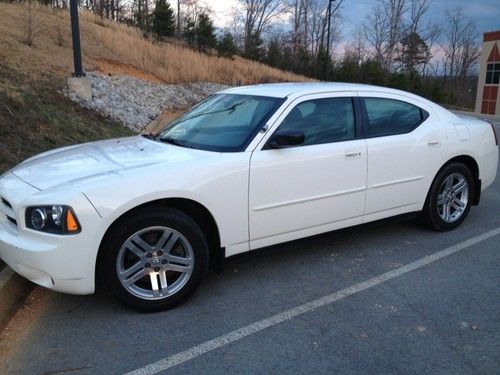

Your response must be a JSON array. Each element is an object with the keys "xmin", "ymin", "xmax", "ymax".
[{"xmin": 0, "ymin": 116, "xmax": 499, "ymax": 375}]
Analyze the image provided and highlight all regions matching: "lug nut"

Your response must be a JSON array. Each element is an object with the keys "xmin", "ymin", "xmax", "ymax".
[
  {"xmin": 154, "ymin": 266, "xmax": 160, "ymax": 272},
  {"xmin": 157, "ymin": 251, "xmax": 163, "ymax": 256},
  {"xmin": 145, "ymin": 263, "xmax": 151, "ymax": 268},
  {"xmin": 161, "ymin": 259, "xmax": 167, "ymax": 265},
  {"xmin": 146, "ymin": 253, "xmax": 153, "ymax": 258}
]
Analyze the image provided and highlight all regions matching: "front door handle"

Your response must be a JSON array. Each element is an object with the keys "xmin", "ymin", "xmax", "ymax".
[
  {"xmin": 427, "ymin": 140, "xmax": 440, "ymax": 146},
  {"xmin": 345, "ymin": 151, "xmax": 362, "ymax": 159}
]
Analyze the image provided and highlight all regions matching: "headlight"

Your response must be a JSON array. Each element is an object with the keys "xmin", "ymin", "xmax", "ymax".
[{"xmin": 25, "ymin": 206, "xmax": 81, "ymax": 234}]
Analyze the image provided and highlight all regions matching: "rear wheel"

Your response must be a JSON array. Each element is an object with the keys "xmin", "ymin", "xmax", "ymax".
[
  {"xmin": 99, "ymin": 208, "xmax": 209, "ymax": 311},
  {"xmin": 421, "ymin": 163, "xmax": 473, "ymax": 231}
]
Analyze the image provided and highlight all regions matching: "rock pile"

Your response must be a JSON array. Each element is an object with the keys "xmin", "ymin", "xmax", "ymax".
[{"xmin": 64, "ymin": 72, "xmax": 229, "ymax": 132}]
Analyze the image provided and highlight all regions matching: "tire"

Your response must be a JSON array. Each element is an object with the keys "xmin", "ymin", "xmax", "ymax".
[
  {"xmin": 421, "ymin": 163, "xmax": 474, "ymax": 231},
  {"xmin": 99, "ymin": 207, "xmax": 209, "ymax": 311}
]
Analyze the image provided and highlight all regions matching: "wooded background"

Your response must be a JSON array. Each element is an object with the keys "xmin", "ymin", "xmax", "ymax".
[{"xmin": 27, "ymin": 0, "xmax": 483, "ymax": 108}]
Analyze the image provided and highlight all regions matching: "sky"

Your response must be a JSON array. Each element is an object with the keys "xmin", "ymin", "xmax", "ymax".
[
  {"xmin": 180, "ymin": 0, "xmax": 500, "ymax": 41},
  {"xmin": 342, "ymin": 0, "xmax": 500, "ymax": 40}
]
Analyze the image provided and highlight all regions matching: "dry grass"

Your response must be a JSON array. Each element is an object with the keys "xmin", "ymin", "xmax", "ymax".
[
  {"xmin": 0, "ymin": 2, "xmax": 310, "ymax": 171},
  {"xmin": 0, "ymin": 2, "xmax": 309, "ymax": 85}
]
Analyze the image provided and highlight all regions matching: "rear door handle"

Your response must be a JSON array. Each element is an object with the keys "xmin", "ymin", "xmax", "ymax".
[
  {"xmin": 427, "ymin": 140, "xmax": 440, "ymax": 146},
  {"xmin": 345, "ymin": 151, "xmax": 362, "ymax": 159}
]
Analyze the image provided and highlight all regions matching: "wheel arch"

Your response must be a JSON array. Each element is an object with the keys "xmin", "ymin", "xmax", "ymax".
[
  {"xmin": 96, "ymin": 198, "xmax": 224, "ymax": 278},
  {"xmin": 434, "ymin": 154, "xmax": 481, "ymax": 205}
]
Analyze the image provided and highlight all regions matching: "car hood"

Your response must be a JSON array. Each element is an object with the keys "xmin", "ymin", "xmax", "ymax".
[{"xmin": 12, "ymin": 136, "xmax": 218, "ymax": 190}]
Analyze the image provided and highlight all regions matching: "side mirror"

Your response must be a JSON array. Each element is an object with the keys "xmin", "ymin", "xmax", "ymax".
[{"xmin": 267, "ymin": 129, "xmax": 305, "ymax": 149}]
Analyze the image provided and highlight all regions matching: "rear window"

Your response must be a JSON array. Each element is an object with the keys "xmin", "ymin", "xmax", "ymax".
[{"xmin": 364, "ymin": 98, "xmax": 428, "ymax": 137}]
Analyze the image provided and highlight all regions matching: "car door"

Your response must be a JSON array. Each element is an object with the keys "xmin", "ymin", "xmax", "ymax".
[
  {"xmin": 248, "ymin": 93, "xmax": 367, "ymax": 250},
  {"xmin": 360, "ymin": 93, "xmax": 448, "ymax": 222}
]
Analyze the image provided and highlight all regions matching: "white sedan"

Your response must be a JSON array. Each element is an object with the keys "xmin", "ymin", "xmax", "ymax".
[{"xmin": 0, "ymin": 83, "xmax": 498, "ymax": 310}]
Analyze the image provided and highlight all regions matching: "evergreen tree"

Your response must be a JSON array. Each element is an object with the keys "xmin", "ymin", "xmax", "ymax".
[
  {"xmin": 152, "ymin": 0, "xmax": 175, "ymax": 39},
  {"xmin": 360, "ymin": 59, "xmax": 388, "ymax": 85},
  {"xmin": 315, "ymin": 44, "xmax": 333, "ymax": 81},
  {"xmin": 266, "ymin": 38, "xmax": 282, "ymax": 68},
  {"xmin": 195, "ymin": 13, "xmax": 217, "ymax": 51},
  {"xmin": 244, "ymin": 32, "xmax": 264, "ymax": 61},
  {"xmin": 217, "ymin": 31, "xmax": 238, "ymax": 59},
  {"xmin": 281, "ymin": 46, "xmax": 293, "ymax": 71},
  {"xmin": 295, "ymin": 44, "xmax": 312, "ymax": 76},
  {"xmin": 334, "ymin": 53, "xmax": 362, "ymax": 83},
  {"xmin": 133, "ymin": 0, "xmax": 145, "ymax": 31},
  {"xmin": 183, "ymin": 17, "xmax": 196, "ymax": 47},
  {"xmin": 396, "ymin": 32, "xmax": 429, "ymax": 73}
]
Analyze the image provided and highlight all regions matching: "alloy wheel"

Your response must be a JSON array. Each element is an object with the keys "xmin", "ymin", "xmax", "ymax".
[
  {"xmin": 116, "ymin": 226, "xmax": 194, "ymax": 300},
  {"xmin": 437, "ymin": 173, "xmax": 469, "ymax": 223}
]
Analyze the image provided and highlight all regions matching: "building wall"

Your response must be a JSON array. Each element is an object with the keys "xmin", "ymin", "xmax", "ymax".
[{"xmin": 475, "ymin": 31, "xmax": 500, "ymax": 116}]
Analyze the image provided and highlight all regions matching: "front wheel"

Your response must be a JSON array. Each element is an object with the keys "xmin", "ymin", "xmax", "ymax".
[
  {"xmin": 99, "ymin": 208, "xmax": 209, "ymax": 311},
  {"xmin": 421, "ymin": 163, "xmax": 474, "ymax": 231}
]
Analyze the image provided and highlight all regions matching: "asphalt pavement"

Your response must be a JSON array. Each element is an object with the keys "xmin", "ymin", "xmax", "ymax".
[{"xmin": 0, "ymin": 116, "xmax": 499, "ymax": 375}]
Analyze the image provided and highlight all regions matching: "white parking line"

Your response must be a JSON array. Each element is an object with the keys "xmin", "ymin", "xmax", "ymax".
[{"xmin": 124, "ymin": 227, "xmax": 500, "ymax": 375}]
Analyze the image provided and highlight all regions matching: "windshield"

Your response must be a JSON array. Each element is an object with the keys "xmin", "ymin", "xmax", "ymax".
[{"xmin": 158, "ymin": 94, "xmax": 284, "ymax": 152}]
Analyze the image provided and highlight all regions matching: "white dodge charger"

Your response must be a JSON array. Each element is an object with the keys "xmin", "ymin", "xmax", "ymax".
[{"xmin": 0, "ymin": 83, "xmax": 498, "ymax": 310}]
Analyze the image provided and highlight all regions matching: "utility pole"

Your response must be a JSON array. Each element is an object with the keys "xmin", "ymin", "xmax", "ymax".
[
  {"xmin": 325, "ymin": 0, "xmax": 334, "ymax": 81},
  {"xmin": 68, "ymin": 0, "xmax": 91, "ymax": 101},
  {"xmin": 69, "ymin": 0, "xmax": 84, "ymax": 77}
]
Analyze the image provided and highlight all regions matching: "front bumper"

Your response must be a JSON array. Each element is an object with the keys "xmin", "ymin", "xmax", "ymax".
[{"xmin": 0, "ymin": 172, "xmax": 102, "ymax": 294}]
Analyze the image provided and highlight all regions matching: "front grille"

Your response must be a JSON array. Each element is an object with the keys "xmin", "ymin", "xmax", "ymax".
[
  {"xmin": 1, "ymin": 197, "xmax": 12, "ymax": 208},
  {"xmin": 1, "ymin": 196, "xmax": 17, "ymax": 227}
]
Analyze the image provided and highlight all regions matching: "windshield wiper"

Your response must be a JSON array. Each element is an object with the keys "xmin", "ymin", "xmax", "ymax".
[
  {"xmin": 143, "ymin": 133, "xmax": 186, "ymax": 147},
  {"xmin": 158, "ymin": 137, "xmax": 189, "ymax": 148},
  {"xmin": 141, "ymin": 133, "xmax": 157, "ymax": 140},
  {"xmin": 178, "ymin": 101, "xmax": 244, "ymax": 123}
]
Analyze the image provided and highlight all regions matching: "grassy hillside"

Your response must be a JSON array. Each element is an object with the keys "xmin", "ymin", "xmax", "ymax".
[
  {"xmin": 0, "ymin": 64, "xmax": 133, "ymax": 172},
  {"xmin": 0, "ymin": 2, "xmax": 307, "ymax": 85},
  {"xmin": 0, "ymin": 3, "xmax": 309, "ymax": 171}
]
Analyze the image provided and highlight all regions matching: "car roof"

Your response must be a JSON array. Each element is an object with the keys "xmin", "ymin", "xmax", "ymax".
[
  {"xmin": 218, "ymin": 82, "xmax": 458, "ymax": 122},
  {"xmin": 219, "ymin": 82, "xmax": 417, "ymax": 99}
]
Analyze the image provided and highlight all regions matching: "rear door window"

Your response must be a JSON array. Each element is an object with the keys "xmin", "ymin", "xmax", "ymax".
[{"xmin": 363, "ymin": 98, "xmax": 428, "ymax": 137}]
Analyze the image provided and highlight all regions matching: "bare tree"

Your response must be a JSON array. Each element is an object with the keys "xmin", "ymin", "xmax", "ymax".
[
  {"xmin": 384, "ymin": 0, "xmax": 407, "ymax": 69},
  {"xmin": 287, "ymin": 0, "xmax": 342, "ymax": 59},
  {"xmin": 442, "ymin": 7, "xmax": 480, "ymax": 82},
  {"xmin": 420, "ymin": 23, "xmax": 440, "ymax": 76},
  {"xmin": 317, "ymin": 0, "xmax": 342, "ymax": 50},
  {"xmin": 290, "ymin": 0, "xmax": 305, "ymax": 55},
  {"xmin": 345, "ymin": 29, "xmax": 367, "ymax": 64},
  {"xmin": 395, "ymin": 0, "xmax": 440, "ymax": 74},
  {"xmin": 406, "ymin": 0, "xmax": 429, "ymax": 35},
  {"xmin": 363, "ymin": 3, "xmax": 387, "ymax": 64},
  {"xmin": 240, "ymin": 0, "xmax": 282, "ymax": 57},
  {"xmin": 180, "ymin": 0, "xmax": 210, "ymax": 24},
  {"xmin": 363, "ymin": 0, "xmax": 407, "ymax": 69},
  {"xmin": 442, "ymin": 7, "xmax": 480, "ymax": 106}
]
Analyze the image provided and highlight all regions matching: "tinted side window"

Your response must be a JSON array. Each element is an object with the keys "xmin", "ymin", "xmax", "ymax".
[
  {"xmin": 277, "ymin": 97, "xmax": 355, "ymax": 146},
  {"xmin": 364, "ymin": 98, "xmax": 426, "ymax": 137}
]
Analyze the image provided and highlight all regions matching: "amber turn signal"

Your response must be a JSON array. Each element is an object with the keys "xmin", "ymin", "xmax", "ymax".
[{"xmin": 66, "ymin": 209, "xmax": 80, "ymax": 232}]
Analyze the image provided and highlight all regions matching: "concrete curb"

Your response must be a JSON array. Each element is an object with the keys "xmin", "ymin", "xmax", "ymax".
[{"xmin": 0, "ymin": 267, "xmax": 33, "ymax": 331}]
